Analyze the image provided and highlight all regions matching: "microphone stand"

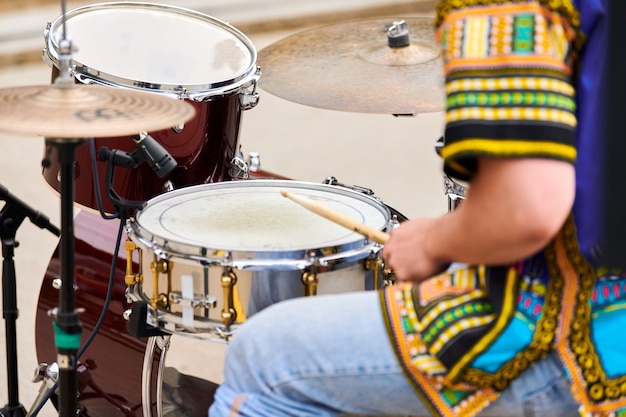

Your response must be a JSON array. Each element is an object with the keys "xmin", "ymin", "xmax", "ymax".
[{"xmin": 0, "ymin": 185, "xmax": 60, "ymax": 417}]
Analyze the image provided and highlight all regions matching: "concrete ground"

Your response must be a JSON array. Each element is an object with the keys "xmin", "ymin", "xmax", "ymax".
[{"xmin": 0, "ymin": 1, "xmax": 446, "ymax": 416}]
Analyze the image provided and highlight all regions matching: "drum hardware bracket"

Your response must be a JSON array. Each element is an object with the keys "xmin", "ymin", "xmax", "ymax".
[
  {"xmin": 127, "ymin": 301, "xmax": 168, "ymax": 338},
  {"xmin": 97, "ymin": 147, "xmax": 148, "ymax": 216},
  {"xmin": 169, "ymin": 291, "xmax": 217, "ymax": 310},
  {"xmin": 323, "ymin": 176, "xmax": 374, "ymax": 196},
  {"xmin": 228, "ymin": 155, "xmax": 250, "ymax": 180},
  {"xmin": 443, "ymin": 176, "xmax": 466, "ymax": 212},
  {"xmin": 28, "ymin": 363, "xmax": 59, "ymax": 417},
  {"xmin": 98, "ymin": 134, "xmax": 181, "ymax": 217},
  {"xmin": 239, "ymin": 67, "xmax": 261, "ymax": 111}
]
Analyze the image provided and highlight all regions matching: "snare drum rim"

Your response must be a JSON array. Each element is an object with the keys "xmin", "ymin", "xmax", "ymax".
[
  {"xmin": 44, "ymin": 1, "xmax": 259, "ymax": 98},
  {"xmin": 127, "ymin": 180, "xmax": 392, "ymax": 267}
]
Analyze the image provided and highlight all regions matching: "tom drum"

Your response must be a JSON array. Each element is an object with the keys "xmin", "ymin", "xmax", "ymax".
[{"xmin": 42, "ymin": 2, "xmax": 261, "ymax": 213}]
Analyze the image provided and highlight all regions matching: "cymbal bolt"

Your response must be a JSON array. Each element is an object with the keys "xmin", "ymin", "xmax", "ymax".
[{"xmin": 388, "ymin": 20, "xmax": 410, "ymax": 48}]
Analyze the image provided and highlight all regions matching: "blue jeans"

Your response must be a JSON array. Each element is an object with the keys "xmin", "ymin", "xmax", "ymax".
[{"xmin": 209, "ymin": 291, "xmax": 580, "ymax": 417}]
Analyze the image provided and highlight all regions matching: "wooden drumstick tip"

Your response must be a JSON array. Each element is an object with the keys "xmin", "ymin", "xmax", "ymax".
[{"xmin": 280, "ymin": 189, "xmax": 389, "ymax": 244}]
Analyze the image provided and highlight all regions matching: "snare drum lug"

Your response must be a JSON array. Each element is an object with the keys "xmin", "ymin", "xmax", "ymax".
[
  {"xmin": 125, "ymin": 239, "xmax": 143, "ymax": 286},
  {"xmin": 150, "ymin": 259, "xmax": 172, "ymax": 309},
  {"xmin": 220, "ymin": 268, "xmax": 238, "ymax": 325},
  {"xmin": 301, "ymin": 271, "xmax": 319, "ymax": 296},
  {"xmin": 365, "ymin": 258, "xmax": 384, "ymax": 289}
]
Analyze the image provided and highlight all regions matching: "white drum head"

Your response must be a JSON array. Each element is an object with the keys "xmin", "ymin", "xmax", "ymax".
[
  {"xmin": 131, "ymin": 180, "xmax": 390, "ymax": 263},
  {"xmin": 46, "ymin": 2, "xmax": 257, "ymax": 93}
]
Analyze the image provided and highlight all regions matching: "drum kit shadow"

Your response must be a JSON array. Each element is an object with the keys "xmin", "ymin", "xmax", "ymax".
[{"xmin": 0, "ymin": 1, "xmax": 446, "ymax": 417}]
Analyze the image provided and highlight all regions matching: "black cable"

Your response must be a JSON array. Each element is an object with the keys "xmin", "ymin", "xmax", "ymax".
[{"xmin": 88, "ymin": 138, "xmax": 120, "ymax": 221}]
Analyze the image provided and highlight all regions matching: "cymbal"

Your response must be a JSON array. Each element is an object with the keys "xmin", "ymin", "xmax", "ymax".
[
  {"xmin": 258, "ymin": 17, "xmax": 445, "ymax": 115},
  {"xmin": 0, "ymin": 83, "xmax": 195, "ymax": 138}
]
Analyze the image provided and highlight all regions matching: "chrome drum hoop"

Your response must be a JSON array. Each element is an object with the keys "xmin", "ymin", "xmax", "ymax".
[
  {"xmin": 126, "ymin": 180, "xmax": 392, "ymax": 267},
  {"xmin": 44, "ymin": 2, "xmax": 260, "ymax": 100}
]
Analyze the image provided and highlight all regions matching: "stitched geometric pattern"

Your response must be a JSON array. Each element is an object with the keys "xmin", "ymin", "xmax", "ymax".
[
  {"xmin": 435, "ymin": 2, "xmax": 580, "ymax": 181},
  {"xmin": 439, "ymin": 3, "xmax": 576, "ymax": 73}
]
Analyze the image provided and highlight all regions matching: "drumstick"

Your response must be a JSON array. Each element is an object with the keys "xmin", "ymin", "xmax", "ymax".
[{"xmin": 281, "ymin": 190, "xmax": 389, "ymax": 244}]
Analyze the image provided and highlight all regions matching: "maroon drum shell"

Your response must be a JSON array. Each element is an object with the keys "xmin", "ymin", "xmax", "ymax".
[{"xmin": 42, "ymin": 93, "xmax": 243, "ymax": 214}]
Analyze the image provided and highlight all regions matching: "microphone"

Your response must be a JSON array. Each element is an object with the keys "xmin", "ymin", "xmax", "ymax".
[
  {"xmin": 131, "ymin": 131, "xmax": 177, "ymax": 178},
  {"xmin": 0, "ymin": 184, "xmax": 60, "ymax": 236}
]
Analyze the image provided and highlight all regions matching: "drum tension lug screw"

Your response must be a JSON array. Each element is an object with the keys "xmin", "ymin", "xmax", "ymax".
[
  {"xmin": 125, "ymin": 239, "xmax": 143, "ymax": 286},
  {"xmin": 220, "ymin": 269, "xmax": 238, "ymax": 326}
]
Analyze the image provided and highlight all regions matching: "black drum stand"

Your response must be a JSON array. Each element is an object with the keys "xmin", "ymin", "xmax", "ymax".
[
  {"xmin": 0, "ymin": 185, "xmax": 60, "ymax": 417},
  {"xmin": 45, "ymin": 138, "xmax": 86, "ymax": 417}
]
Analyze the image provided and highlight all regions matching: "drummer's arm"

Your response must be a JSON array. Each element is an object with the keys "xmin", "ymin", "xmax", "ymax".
[
  {"xmin": 383, "ymin": 156, "xmax": 574, "ymax": 281},
  {"xmin": 427, "ymin": 156, "xmax": 575, "ymax": 265}
]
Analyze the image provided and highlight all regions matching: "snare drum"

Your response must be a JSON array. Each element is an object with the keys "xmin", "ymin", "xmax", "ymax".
[
  {"xmin": 125, "ymin": 180, "xmax": 394, "ymax": 340},
  {"xmin": 42, "ymin": 2, "xmax": 260, "ymax": 213}
]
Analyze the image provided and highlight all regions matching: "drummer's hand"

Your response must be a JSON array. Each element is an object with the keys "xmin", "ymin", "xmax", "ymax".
[{"xmin": 382, "ymin": 217, "xmax": 449, "ymax": 282}]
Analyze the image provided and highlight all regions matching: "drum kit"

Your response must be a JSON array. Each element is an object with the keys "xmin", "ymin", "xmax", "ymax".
[{"xmin": 0, "ymin": 1, "xmax": 452, "ymax": 417}]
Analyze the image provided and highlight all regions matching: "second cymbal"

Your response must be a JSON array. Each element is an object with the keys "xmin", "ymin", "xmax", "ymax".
[
  {"xmin": 0, "ymin": 83, "xmax": 195, "ymax": 138},
  {"xmin": 258, "ymin": 17, "xmax": 445, "ymax": 115}
]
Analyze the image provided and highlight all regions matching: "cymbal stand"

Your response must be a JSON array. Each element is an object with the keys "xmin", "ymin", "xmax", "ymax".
[
  {"xmin": 0, "ymin": 186, "xmax": 60, "ymax": 417},
  {"xmin": 45, "ymin": 137, "xmax": 85, "ymax": 417},
  {"xmin": 46, "ymin": 27, "xmax": 88, "ymax": 417}
]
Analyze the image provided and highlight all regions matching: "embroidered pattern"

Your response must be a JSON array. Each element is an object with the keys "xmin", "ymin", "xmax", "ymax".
[
  {"xmin": 435, "ymin": 1, "xmax": 580, "ymax": 180},
  {"xmin": 463, "ymin": 241, "xmax": 563, "ymax": 390},
  {"xmin": 439, "ymin": 3, "xmax": 577, "ymax": 73},
  {"xmin": 555, "ymin": 219, "xmax": 626, "ymax": 414},
  {"xmin": 381, "ymin": 283, "xmax": 499, "ymax": 417}
]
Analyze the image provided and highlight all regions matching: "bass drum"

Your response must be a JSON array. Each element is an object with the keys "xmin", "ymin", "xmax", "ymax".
[{"xmin": 41, "ymin": 2, "xmax": 260, "ymax": 214}]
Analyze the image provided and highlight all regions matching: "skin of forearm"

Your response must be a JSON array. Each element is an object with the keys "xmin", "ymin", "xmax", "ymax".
[{"xmin": 425, "ymin": 158, "xmax": 576, "ymax": 267}]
